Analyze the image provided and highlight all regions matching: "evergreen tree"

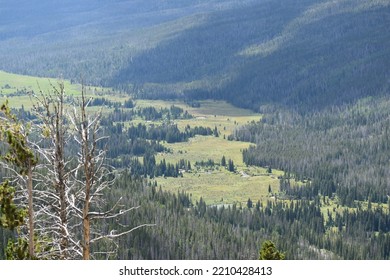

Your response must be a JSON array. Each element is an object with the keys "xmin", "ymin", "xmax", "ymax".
[
  {"xmin": 213, "ymin": 126, "xmax": 219, "ymax": 137},
  {"xmin": 228, "ymin": 159, "xmax": 235, "ymax": 172},
  {"xmin": 247, "ymin": 198, "xmax": 253, "ymax": 209},
  {"xmin": 0, "ymin": 100, "xmax": 37, "ymax": 259},
  {"xmin": 221, "ymin": 156, "xmax": 226, "ymax": 167},
  {"xmin": 259, "ymin": 240, "xmax": 285, "ymax": 260}
]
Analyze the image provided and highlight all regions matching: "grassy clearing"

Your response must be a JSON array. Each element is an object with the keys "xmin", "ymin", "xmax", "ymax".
[
  {"xmin": 142, "ymin": 100, "xmax": 283, "ymax": 205},
  {"xmin": 155, "ymin": 169, "xmax": 280, "ymax": 206},
  {"xmin": 0, "ymin": 70, "xmax": 123, "ymax": 108},
  {"xmin": 158, "ymin": 135, "xmax": 250, "ymax": 166},
  {"xmin": 0, "ymin": 70, "xmax": 81, "ymax": 95},
  {"xmin": 134, "ymin": 99, "xmax": 178, "ymax": 109}
]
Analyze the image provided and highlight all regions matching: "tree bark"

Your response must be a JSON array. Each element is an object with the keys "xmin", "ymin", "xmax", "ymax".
[
  {"xmin": 27, "ymin": 162, "xmax": 34, "ymax": 259},
  {"xmin": 55, "ymin": 89, "xmax": 69, "ymax": 258},
  {"xmin": 81, "ymin": 91, "xmax": 91, "ymax": 260}
]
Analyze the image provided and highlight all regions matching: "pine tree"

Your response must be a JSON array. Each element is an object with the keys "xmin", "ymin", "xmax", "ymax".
[
  {"xmin": 259, "ymin": 240, "xmax": 285, "ymax": 260},
  {"xmin": 221, "ymin": 156, "xmax": 226, "ymax": 167},
  {"xmin": 247, "ymin": 198, "xmax": 253, "ymax": 209},
  {"xmin": 213, "ymin": 126, "xmax": 219, "ymax": 137},
  {"xmin": 228, "ymin": 159, "xmax": 235, "ymax": 172},
  {"xmin": 0, "ymin": 100, "xmax": 37, "ymax": 259}
]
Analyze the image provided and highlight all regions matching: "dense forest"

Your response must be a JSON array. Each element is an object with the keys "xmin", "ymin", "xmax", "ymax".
[
  {"xmin": 233, "ymin": 96, "xmax": 390, "ymax": 206},
  {"xmin": 4, "ymin": 169, "xmax": 389, "ymax": 260},
  {"xmin": 112, "ymin": 174, "xmax": 390, "ymax": 260}
]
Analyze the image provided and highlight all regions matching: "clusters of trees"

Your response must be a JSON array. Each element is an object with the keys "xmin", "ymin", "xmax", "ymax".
[
  {"xmin": 125, "ymin": 123, "xmax": 213, "ymax": 144},
  {"xmin": 89, "ymin": 97, "xmax": 134, "ymax": 109},
  {"xmin": 96, "ymin": 121, "xmax": 214, "ymax": 172},
  {"xmin": 3, "ymin": 156, "xmax": 390, "ymax": 260},
  {"xmin": 99, "ymin": 105, "xmax": 192, "ymax": 128},
  {"xmin": 138, "ymin": 105, "xmax": 192, "ymax": 121},
  {"xmin": 129, "ymin": 153, "xmax": 191, "ymax": 178},
  {"xmin": 99, "ymin": 108, "xmax": 135, "ymax": 125},
  {"xmin": 220, "ymin": 156, "xmax": 235, "ymax": 172},
  {"xmin": 191, "ymin": 156, "xmax": 235, "ymax": 172}
]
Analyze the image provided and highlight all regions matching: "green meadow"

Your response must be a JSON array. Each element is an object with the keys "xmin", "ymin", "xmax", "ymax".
[
  {"xmin": 0, "ymin": 70, "xmax": 82, "ymax": 98},
  {"xmin": 0, "ymin": 71, "xmax": 282, "ymax": 206},
  {"xmin": 0, "ymin": 70, "xmax": 122, "ymax": 108},
  {"xmin": 136, "ymin": 100, "xmax": 283, "ymax": 205}
]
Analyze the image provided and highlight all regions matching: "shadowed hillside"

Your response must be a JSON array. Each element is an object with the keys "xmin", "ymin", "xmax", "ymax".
[{"xmin": 1, "ymin": 0, "xmax": 389, "ymax": 111}]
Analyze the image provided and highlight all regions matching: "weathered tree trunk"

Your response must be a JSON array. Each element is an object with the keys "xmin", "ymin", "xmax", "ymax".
[
  {"xmin": 55, "ymin": 90, "xmax": 69, "ymax": 258},
  {"xmin": 27, "ymin": 163, "xmax": 34, "ymax": 259},
  {"xmin": 58, "ymin": 176, "xmax": 68, "ymax": 258},
  {"xmin": 82, "ymin": 160, "xmax": 91, "ymax": 260},
  {"xmin": 81, "ymin": 92, "xmax": 91, "ymax": 260},
  {"xmin": 82, "ymin": 205, "xmax": 90, "ymax": 260}
]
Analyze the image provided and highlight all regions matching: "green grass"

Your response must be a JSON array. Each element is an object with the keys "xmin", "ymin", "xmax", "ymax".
[
  {"xmin": 0, "ymin": 70, "xmax": 121, "ymax": 108},
  {"xmin": 159, "ymin": 135, "xmax": 250, "ymax": 166},
  {"xmin": 0, "ymin": 70, "xmax": 81, "ymax": 95},
  {"xmin": 155, "ymin": 168, "xmax": 280, "ymax": 206},
  {"xmin": 138, "ymin": 100, "xmax": 283, "ymax": 205}
]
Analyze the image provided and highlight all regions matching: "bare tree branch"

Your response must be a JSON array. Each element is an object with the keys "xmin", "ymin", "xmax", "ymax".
[{"xmin": 91, "ymin": 223, "xmax": 156, "ymax": 243}]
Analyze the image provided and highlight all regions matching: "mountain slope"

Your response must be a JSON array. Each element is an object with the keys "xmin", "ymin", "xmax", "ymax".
[
  {"xmin": 0, "ymin": 0, "xmax": 256, "ymax": 84},
  {"xmin": 1, "ymin": 0, "xmax": 389, "ymax": 111},
  {"xmin": 112, "ymin": 0, "xmax": 390, "ymax": 111},
  {"xmin": 218, "ymin": 0, "xmax": 390, "ymax": 111},
  {"xmin": 108, "ymin": 0, "xmax": 390, "ymax": 112},
  {"xmin": 109, "ymin": 0, "xmax": 312, "ymax": 85}
]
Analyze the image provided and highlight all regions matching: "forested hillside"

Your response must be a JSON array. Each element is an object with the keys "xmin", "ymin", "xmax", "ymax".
[
  {"xmin": 217, "ymin": 0, "xmax": 390, "ymax": 111},
  {"xmin": 1, "ymin": 0, "xmax": 389, "ymax": 111},
  {"xmin": 232, "ymin": 95, "xmax": 390, "ymax": 206},
  {"xmin": 0, "ymin": 0, "xmax": 256, "ymax": 85}
]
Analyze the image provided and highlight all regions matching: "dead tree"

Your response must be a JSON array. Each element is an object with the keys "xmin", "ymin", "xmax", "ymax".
[
  {"xmin": 30, "ymin": 83, "xmax": 78, "ymax": 259},
  {"xmin": 69, "ymin": 86, "xmax": 154, "ymax": 260}
]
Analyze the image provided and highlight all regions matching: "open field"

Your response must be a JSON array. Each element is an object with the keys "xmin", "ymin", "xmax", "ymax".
[
  {"xmin": 0, "ymin": 70, "xmax": 81, "ymax": 95},
  {"xmin": 155, "ymin": 169, "xmax": 280, "ymax": 206},
  {"xmin": 154, "ymin": 134, "xmax": 282, "ymax": 205},
  {"xmin": 0, "ymin": 70, "xmax": 126, "ymax": 108},
  {"xmin": 138, "ymin": 100, "xmax": 284, "ymax": 205},
  {"xmin": 159, "ymin": 135, "xmax": 250, "ymax": 166}
]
